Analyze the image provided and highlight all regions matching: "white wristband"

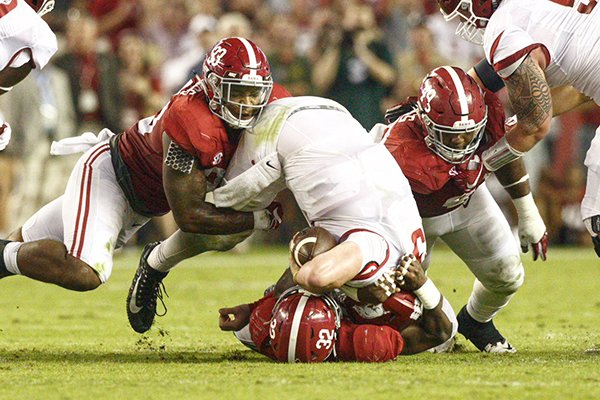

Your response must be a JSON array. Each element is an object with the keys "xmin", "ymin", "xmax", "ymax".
[
  {"xmin": 482, "ymin": 137, "xmax": 523, "ymax": 171},
  {"xmin": 0, "ymin": 86, "xmax": 13, "ymax": 92},
  {"xmin": 512, "ymin": 193, "xmax": 538, "ymax": 218},
  {"xmin": 253, "ymin": 210, "xmax": 270, "ymax": 230},
  {"xmin": 413, "ymin": 278, "xmax": 441, "ymax": 310}
]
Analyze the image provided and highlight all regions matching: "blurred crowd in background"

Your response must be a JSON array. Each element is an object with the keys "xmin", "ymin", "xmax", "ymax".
[{"xmin": 0, "ymin": 0, "xmax": 596, "ymax": 248}]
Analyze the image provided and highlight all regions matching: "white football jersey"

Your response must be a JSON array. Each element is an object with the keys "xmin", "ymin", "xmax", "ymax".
[
  {"xmin": 483, "ymin": 0, "xmax": 600, "ymax": 103},
  {"xmin": 0, "ymin": 0, "xmax": 57, "ymax": 71},
  {"xmin": 217, "ymin": 96, "xmax": 424, "ymax": 258}
]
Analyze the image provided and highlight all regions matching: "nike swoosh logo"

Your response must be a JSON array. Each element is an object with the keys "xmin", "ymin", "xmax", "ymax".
[
  {"xmin": 266, "ymin": 160, "xmax": 277, "ymax": 169},
  {"xmin": 129, "ymin": 278, "xmax": 143, "ymax": 313}
]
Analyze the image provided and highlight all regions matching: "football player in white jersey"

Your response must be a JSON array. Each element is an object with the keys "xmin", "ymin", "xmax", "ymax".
[
  {"xmin": 0, "ymin": 0, "xmax": 57, "ymax": 150},
  {"xmin": 437, "ymin": 0, "xmax": 600, "ymax": 257},
  {"xmin": 132, "ymin": 96, "xmax": 458, "ymax": 343}
]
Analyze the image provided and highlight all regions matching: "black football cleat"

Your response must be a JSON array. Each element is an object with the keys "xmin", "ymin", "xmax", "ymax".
[
  {"xmin": 127, "ymin": 242, "xmax": 168, "ymax": 333},
  {"xmin": 457, "ymin": 305, "xmax": 516, "ymax": 353}
]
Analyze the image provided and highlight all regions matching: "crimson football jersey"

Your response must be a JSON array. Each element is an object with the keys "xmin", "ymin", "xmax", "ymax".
[
  {"xmin": 113, "ymin": 78, "xmax": 290, "ymax": 216},
  {"xmin": 383, "ymin": 89, "xmax": 506, "ymax": 217}
]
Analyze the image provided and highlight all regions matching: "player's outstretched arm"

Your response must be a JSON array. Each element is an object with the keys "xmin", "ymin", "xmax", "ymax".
[
  {"xmin": 162, "ymin": 133, "xmax": 281, "ymax": 234},
  {"xmin": 293, "ymin": 241, "xmax": 363, "ymax": 294}
]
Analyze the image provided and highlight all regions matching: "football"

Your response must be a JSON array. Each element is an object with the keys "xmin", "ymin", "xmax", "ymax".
[{"xmin": 290, "ymin": 226, "xmax": 337, "ymax": 266}]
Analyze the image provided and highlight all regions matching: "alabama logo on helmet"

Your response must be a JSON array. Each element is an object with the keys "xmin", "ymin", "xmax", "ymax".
[{"xmin": 200, "ymin": 37, "xmax": 273, "ymax": 129}]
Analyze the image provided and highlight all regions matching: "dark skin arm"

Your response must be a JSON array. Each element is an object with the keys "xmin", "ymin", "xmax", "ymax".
[
  {"xmin": 364, "ymin": 255, "xmax": 453, "ymax": 355},
  {"xmin": 0, "ymin": 62, "xmax": 34, "ymax": 94},
  {"xmin": 162, "ymin": 133, "xmax": 255, "ymax": 234},
  {"xmin": 395, "ymin": 258, "xmax": 453, "ymax": 355},
  {"xmin": 494, "ymin": 158, "xmax": 531, "ymax": 199}
]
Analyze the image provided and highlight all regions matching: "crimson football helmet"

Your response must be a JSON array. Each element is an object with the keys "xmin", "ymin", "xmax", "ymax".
[
  {"xmin": 269, "ymin": 288, "xmax": 341, "ymax": 363},
  {"xmin": 24, "ymin": 0, "xmax": 54, "ymax": 16},
  {"xmin": 200, "ymin": 37, "xmax": 273, "ymax": 129},
  {"xmin": 417, "ymin": 66, "xmax": 487, "ymax": 164},
  {"xmin": 437, "ymin": 0, "xmax": 500, "ymax": 44}
]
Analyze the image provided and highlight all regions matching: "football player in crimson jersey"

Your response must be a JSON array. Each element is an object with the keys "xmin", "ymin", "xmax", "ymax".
[
  {"xmin": 376, "ymin": 66, "xmax": 548, "ymax": 353},
  {"xmin": 0, "ymin": 38, "xmax": 287, "ymax": 306},
  {"xmin": 437, "ymin": 0, "xmax": 600, "ymax": 257},
  {"xmin": 0, "ymin": 0, "xmax": 57, "ymax": 150},
  {"xmin": 219, "ymin": 253, "xmax": 455, "ymax": 362}
]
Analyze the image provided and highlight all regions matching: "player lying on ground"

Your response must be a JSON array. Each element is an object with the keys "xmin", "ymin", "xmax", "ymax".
[
  {"xmin": 377, "ymin": 66, "xmax": 547, "ymax": 353},
  {"xmin": 219, "ymin": 240, "xmax": 456, "ymax": 363}
]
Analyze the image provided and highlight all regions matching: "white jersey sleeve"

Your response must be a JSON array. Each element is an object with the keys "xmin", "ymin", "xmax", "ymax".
[
  {"xmin": 483, "ymin": 0, "xmax": 600, "ymax": 103},
  {"xmin": 0, "ymin": 0, "xmax": 57, "ymax": 70},
  {"xmin": 483, "ymin": 24, "xmax": 547, "ymax": 78}
]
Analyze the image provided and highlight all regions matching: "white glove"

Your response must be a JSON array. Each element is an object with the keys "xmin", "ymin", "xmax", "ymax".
[
  {"xmin": 514, "ymin": 193, "xmax": 548, "ymax": 261},
  {"xmin": 0, "ymin": 119, "xmax": 12, "ymax": 151}
]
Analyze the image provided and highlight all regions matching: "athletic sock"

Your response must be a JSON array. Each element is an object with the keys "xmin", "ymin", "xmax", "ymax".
[{"xmin": 0, "ymin": 240, "xmax": 22, "ymax": 275}]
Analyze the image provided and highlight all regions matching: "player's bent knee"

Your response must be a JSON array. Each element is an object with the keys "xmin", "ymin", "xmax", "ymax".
[
  {"xmin": 64, "ymin": 262, "xmax": 102, "ymax": 292},
  {"xmin": 481, "ymin": 257, "xmax": 524, "ymax": 294},
  {"xmin": 24, "ymin": 239, "xmax": 102, "ymax": 291}
]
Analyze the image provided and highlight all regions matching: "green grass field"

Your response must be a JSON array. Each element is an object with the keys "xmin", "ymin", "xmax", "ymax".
[{"xmin": 1, "ymin": 246, "xmax": 599, "ymax": 399}]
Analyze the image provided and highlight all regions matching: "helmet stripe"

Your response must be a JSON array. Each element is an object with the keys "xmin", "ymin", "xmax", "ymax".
[
  {"xmin": 440, "ymin": 66, "xmax": 469, "ymax": 122},
  {"xmin": 287, "ymin": 293, "xmax": 309, "ymax": 363},
  {"xmin": 237, "ymin": 37, "xmax": 258, "ymax": 76}
]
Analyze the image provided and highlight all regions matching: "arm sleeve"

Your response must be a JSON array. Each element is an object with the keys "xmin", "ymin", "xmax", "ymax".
[{"xmin": 473, "ymin": 58, "xmax": 505, "ymax": 93}]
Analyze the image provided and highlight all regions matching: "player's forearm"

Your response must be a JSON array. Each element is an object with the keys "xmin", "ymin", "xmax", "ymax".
[
  {"xmin": 420, "ymin": 305, "xmax": 453, "ymax": 344},
  {"xmin": 173, "ymin": 203, "xmax": 254, "ymax": 234},
  {"xmin": 294, "ymin": 243, "xmax": 362, "ymax": 293},
  {"xmin": 494, "ymin": 158, "xmax": 531, "ymax": 199}
]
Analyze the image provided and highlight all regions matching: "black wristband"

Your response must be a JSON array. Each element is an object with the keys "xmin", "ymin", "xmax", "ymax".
[{"xmin": 474, "ymin": 58, "xmax": 505, "ymax": 93}]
